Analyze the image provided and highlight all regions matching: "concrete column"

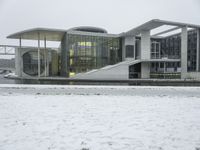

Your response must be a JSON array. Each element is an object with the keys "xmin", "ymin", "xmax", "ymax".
[
  {"xmin": 46, "ymin": 48, "xmax": 49, "ymax": 76},
  {"xmin": 15, "ymin": 48, "xmax": 21, "ymax": 77},
  {"xmin": 141, "ymin": 62, "xmax": 150, "ymax": 79},
  {"xmin": 181, "ymin": 26, "xmax": 188, "ymax": 79},
  {"xmin": 44, "ymin": 37, "xmax": 47, "ymax": 77},
  {"xmin": 141, "ymin": 30, "xmax": 151, "ymax": 78},
  {"xmin": 43, "ymin": 37, "xmax": 49, "ymax": 77},
  {"xmin": 141, "ymin": 30, "xmax": 151, "ymax": 60},
  {"xmin": 38, "ymin": 33, "xmax": 41, "ymax": 78},
  {"xmin": 18, "ymin": 38, "xmax": 22, "ymax": 77},
  {"xmin": 197, "ymin": 29, "xmax": 200, "ymax": 71}
]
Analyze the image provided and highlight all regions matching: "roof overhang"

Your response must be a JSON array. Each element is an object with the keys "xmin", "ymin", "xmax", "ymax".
[
  {"xmin": 123, "ymin": 19, "xmax": 200, "ymax": 37},
  {"xmin": 7, "ymin": 28, "xmax": 66, "ymax": 41},
  {"xmin": 67, "ymin": 30, "xmax": 119, "ymax": 38}
]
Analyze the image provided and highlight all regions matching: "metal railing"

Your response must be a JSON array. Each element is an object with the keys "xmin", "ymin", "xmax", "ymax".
[
  {"xmin": 0, "ymin": 45, "xmax": 16, "ymax": 55},
  {"xmin": 150, "ymin": 72, "xmax": 181, "ymax": 79}
]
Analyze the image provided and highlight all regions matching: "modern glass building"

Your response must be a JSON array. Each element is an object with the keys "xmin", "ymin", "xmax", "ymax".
[
  {"xmin": 7, "ymin": 19, "xmax": 200, "ymax": 80},
  {"xmin": 63, "ymin": 31, "xmax": 121, "ymax": 76}
]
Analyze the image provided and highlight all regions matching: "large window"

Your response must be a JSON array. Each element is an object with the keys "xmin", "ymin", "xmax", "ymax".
[
  {"xmin": 160, "ymin": 29, "xmax": 197, "ymax": 72},
  {"xmin": 161, "ymin": 36, "xmax": 181, "ymax": 59},
  {"xmin": 67, "ymin": 34, "xmax": 121, "ymax": 76},
  {"xmin": 126, "ymin": 45, "xmax": 134, "ymax": 58},
  {"xmin": 151, "ymin": 41, "xmax": 160, "ymax": 59},
  {"xmin": 23, "ymin": 51, "xmax": 45, "ymax": 76}
]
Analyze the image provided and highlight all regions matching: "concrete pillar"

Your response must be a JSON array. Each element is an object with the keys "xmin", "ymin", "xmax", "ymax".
[
  {"xmin": 141, "ymin": 30, "xmax": 151, "ymax": 60},
  {"xmin": 141, "ymin": 62, "xmax": 150, "ymax": 79},
  {"xmin": 17, "ymin": 38, "xmax": 22, "ymax": 77},
  {"xmin": 197, "ymin": 29, "xmax": 200, "ymax": 72},
  {"xmin": 44, "ymin": 37, "xmax": 47, "ymax": 77},
  {"xmin": 141, "ymin": 30, "xmax": 151, "ymax": 78},
  {"xmin": 15, "ymin": 48, "xmax": 21, "ymax": 77},
  {"xmin": 46, "ymin": 49, "xmax": 49, "ymax": 76},
  {"xmin": 181, "ymin": 26, "xmax": 188, "ymax": 79},
  {"xmin": 37, "ymin": 32, "xmax": 41, "ymax": 78}
]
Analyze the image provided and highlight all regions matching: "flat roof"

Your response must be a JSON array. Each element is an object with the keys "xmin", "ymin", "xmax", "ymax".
[
  {"xmin": 69, "ymin": 26, "xmax": 108, "ymax": 33},
  {"xmin": 124, "ymin": 19, "xmax": 200, "ymax": 36},
  {"xmin": 7, "ymin": 19, "xmax": 200, "ymax": 41},
  {"xmin": 7, "ymin": 27, "xmax": 118, "ymax": 41},
  {"xmin": 7, "ymin": 28, "xmax": 66, "ymax": 41},
  {"xmin": 67, "ymin": 30, "xmax": 119, "ymax": 38}
]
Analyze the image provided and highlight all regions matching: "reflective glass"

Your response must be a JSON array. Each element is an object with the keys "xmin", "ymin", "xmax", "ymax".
[
  {"xmin": 23, "ymin": 51, "xmax": 45, "ymax": 76},
  {"xmin": 67, "ymin": 34, "xmax": 121, "ymax": 76}
]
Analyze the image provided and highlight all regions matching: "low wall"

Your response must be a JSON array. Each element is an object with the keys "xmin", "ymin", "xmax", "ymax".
[{"xmin": 184, "ymin": 72, "xmax": 200, "ymax": 80}]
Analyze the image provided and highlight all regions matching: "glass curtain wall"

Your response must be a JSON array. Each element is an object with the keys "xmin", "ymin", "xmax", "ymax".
[
  {"xmin": 151, "ymin": 40, "xmax": 160, "ymax": 59},
  {"xmin": 67, "ymin": 34, "xmax": 121, "ymax": 76},
  {"xmin": 161, "ymin": 35, "xmax": 181, "ymax": 59},
  {"xmin": 160, "ymin": 29, "xmax": 197, "ymax": 72},
  {"xmin": 23, "ymin": 51, "xmax": 45, "ymax": 76},
  {"xmin": 187, "ymin": 30, "xmax": 197, "ymax": 71}
]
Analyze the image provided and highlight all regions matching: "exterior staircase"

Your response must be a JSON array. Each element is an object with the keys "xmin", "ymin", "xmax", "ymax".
[{"xmin": 70, "ymin": 59, "xmax": 141, "ymax": 80}]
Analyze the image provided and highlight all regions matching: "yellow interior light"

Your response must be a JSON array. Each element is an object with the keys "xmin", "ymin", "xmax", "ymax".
[{"xmin": 69, "ymin": 72, "xmax": 75, "ymax": 77}]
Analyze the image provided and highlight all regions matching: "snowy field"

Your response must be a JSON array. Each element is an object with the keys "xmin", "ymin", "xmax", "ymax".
[{"xmin": 0, "ymin": 85, "xmax": 200, "ymax": 150}]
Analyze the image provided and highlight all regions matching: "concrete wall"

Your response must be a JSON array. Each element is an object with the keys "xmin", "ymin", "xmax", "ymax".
[
  {"xmin": 184, "ymin": 72, "xmax": 200, "ymax": 80},
  {"xmin": 140, "ymin": 30, "xmax": 150, "ymax": 78},
  {"xmin": 125, "ymin": 36, "xmax": 135, "ymax": 45},
  {"xmin": 181, "ymin": 26, "xmax": 188, "ymax": 79},
  {"xmin": 72, "ymin": 63, "xmax": 129, "ymax": 80}
]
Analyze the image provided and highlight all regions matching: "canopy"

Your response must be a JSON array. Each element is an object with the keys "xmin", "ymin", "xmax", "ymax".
[{"xmin": 7, "ymin": 28, "xmax": 66, "ymax": 41}]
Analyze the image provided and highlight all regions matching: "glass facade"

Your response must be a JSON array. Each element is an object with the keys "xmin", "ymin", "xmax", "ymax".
[
  {"xmin": 22, "ymin": 50, "xmax": 58, "ymax": 76},
  {"xmin": 161, "ymin": 35, "xmax": 181, "ymax": 59},
  {"xmin": 151, "ymin": 41, "xmax": 160, "ymax": 59},
  {"xmin": 160, "ymin": 30, "xmax": 198, "ymax": 72},
  {"xmin": 66, "ymin": 34, "xmax": 121, "ymax": 76},
  {"xmin": 187, "ymin": 30, "xmax": 197, "ymax": 71},
  {"xmin": 20, "ymin": 27, "xmax": 198, "ymax": 79},
  {"xmin": 23, "ymin": 51, "xmax": 45, "ymax": 76}
]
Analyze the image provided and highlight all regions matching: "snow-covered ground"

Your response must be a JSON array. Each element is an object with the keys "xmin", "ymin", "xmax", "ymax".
[
  {"xmin": 0, "ymin": 85, "xmax": 200, "ymax": 150},
  {"xmin": 0, "ymin": 55, "xmax": 14, "ymax": 60}
]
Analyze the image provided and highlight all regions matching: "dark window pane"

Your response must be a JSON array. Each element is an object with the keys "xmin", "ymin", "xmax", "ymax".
[{"xmin": 126, "ymin": 45, "xmax": 134, "ymax": 58}]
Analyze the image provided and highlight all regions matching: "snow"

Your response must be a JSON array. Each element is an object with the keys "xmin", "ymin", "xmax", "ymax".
[
  {"xmin": 4, "ymin": 72, "xmax": 17, "ymax": 78},
  {"xmin": 0, "ymin": 55, "xmax": 15, "ymax": 60},
  {"xmin": 0, "ymin": 85, "xmax": 200, "ymax": 150}
]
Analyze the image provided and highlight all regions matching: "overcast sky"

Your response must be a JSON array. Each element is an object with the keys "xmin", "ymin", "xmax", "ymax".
[{"xmin": 0, "ymin": 0, "xmax": 200, "ymax": 46}]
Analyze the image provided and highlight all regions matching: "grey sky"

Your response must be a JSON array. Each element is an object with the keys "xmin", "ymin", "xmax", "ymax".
[{"xmin": 0, "ymin": 0, "xmax": 200, "ymax": 46}]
